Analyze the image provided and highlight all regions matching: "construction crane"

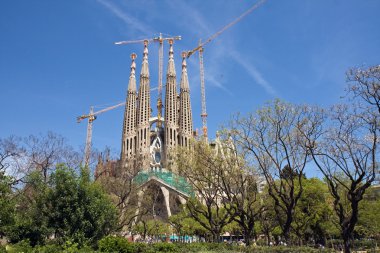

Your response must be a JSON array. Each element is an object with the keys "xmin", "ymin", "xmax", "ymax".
[
  {"xmin": 77, "ymin": 102, "xmax": 125, "ymax": 167},
  {"xmin": 185, "ymin": 0, "xmax": 267, "ymax": 139},
  {"xmin": 115, "ymin": 33, "xmax": 181, "ymax": 118}
]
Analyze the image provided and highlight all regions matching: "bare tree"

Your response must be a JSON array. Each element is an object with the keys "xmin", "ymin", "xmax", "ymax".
[
  {"xmin": 347, "ymin": 65, "xmax": 380, "ymax": 114},
  {"xmin": 97, "ymin": 170, "xmax": 140, "ymax": 231},
  {"xmin": 214, "ymin": 133, "xmax": 264, "ymax": 246},
  {"xmin": 0, "ymin": 132, "xmax": 81, "ymax": 186},
  {"xmin": 177, "ymin": 141, "xmax": 234, "ymax": 242},
  {"xmin": 0, "ymin": 136, "xmax": 23, "ymax": 185},
  {"xmin": 95, "ymin": 153, "xmax": 148, "ymax": 233},
  {"xmin": 305, "ymin": 66, "xmax": 380, "ymax": 253},
  {"xmin": 229, "ymin": 100, "xmax": 324, "ymax": 244},
  {"xmin": 308, "ymin": 103, "xmax": 378, "ymax": 252},
  {"xmin": 23, "ymin": 132, "xmax": 81, "ymax": 182}
]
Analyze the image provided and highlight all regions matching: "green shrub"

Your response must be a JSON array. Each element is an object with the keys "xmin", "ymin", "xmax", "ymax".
[
  {"xmin": 176, "ymin": 242, "xmax": 208, "ymax": 252},
  {"xmin": 352, "ymin": 239, "xmax": 379, "ymax": 250},
  {"xmin": 32, "ymin": 244, "xmax": 63, "ymax": 253},
  {"xmin": 244, "ymin": 246, "xmax": 335, "ymax": 253},
  {"xmin": 133, "ymin": 242, "xmax": 149, "ymax": 252},
  {"xmin": 152, "ymin": 242, "xmax": 178, "ymax": 252},
  {"xmin": 98, "ymin": 235, "xmax": 135, "ymax": 253},
  {"xmin": 6, "ymin": 240, "xmax": 33, "ymax": 253},
  {"xmin": 174, "ymin": 242, "xmax": 240, "ymax": 253},
  {"xmin": 0, "ymin": 245, "xmax": 6, "ymax": 253}
]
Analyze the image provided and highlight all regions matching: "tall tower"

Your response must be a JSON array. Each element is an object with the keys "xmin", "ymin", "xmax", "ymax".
[
  {"xmin": 178, "ymin": 52, "xmax": 193, "ymax": 147},
  {"xmin": 164, "ymin": 39, "xmax": 178, "ymax": 169},
  {"xmin": 121, "ymin": 53, "xmax": 138, "ymax": 169},
  {"xmin": 136, "ymin": 41, "xmax": 151, "ymax": 170}
]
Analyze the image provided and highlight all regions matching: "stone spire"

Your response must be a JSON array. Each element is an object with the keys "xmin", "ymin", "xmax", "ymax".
[
  {"xmin": 179, "ymin": 52, "xmax": 193, "ymax": 147},
  {"xmin": 164, "ymin": 40, "xmax": 179, "ymax": 169},
  {"xmin": 121, "ymin": 53, "xmax": 138, "ymax": 169},
  {"xmin": 136, "ymin": 40, "xmax": 151, "ymax": 170}
]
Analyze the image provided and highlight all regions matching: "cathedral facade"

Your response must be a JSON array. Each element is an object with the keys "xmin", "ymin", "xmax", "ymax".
[{"xmin": 96, "ymin": 39, "xmax": 194, "ymax": 219}]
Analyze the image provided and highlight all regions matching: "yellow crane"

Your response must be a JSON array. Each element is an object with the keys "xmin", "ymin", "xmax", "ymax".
[
  {"xmin": 77, "ymin": 102, "xmax": 125, "ymax": 167},
  {"xmin": 185, "ymin": 0, "xmax": 267, "ymax": 139}
]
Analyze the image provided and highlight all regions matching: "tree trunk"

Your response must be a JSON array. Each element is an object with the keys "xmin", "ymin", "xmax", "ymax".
[
  {"xmin": 244, "ymin": 230, "xmax": 252, "ymax": 246},
  {"xmin": 211, "ymin": 231, "xmax": 217, "ymax": 243},
  {"xmin": 298, "ymin": 237, "xmax": 303, "ymax": 246},
  {"xmin": 242, "ymin": 223, "xmax": 254, "ymax": 246},
  {"xmin": 266, "ymin": 232, "xmax": 271, "ymax": 246},
  {"xmin": 341, "ymin": 197, "xmax": 360, "ymax": 253},
  {"xmin": 283, "ymin": 226, "xmax": 291, "ymax": 245},
  {"xmin": 342, "ymin": 234, "xmax": 351, "ymax": 253}
]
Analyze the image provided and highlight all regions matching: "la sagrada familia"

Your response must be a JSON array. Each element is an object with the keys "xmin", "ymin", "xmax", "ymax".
[
  {"xmin": 95, "ymin": 39, "xmax": 194, "ymax": 219},
  {"xmin": 120, "ymin": 39, "xmax": 193, "ymax": 173}
]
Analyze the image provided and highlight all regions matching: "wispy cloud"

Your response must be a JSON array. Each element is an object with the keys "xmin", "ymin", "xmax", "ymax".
[
  {"xmin": 165, "ymin": 0, "xmax": 211, "ymax": 37},
  {"xmin": 96, "ymin": 0, "xmax": 154, "ymax": 36},
  {"xmin": 205, "ymin": 74, "xmax": 233, "ymax": 95},
  {"xmin": 166, "ymin": 0, "xmax": 275, "ymax": 96},
  {"xmin": 229, "ymin": 49, "xmax": 276, "ymax": 96}
]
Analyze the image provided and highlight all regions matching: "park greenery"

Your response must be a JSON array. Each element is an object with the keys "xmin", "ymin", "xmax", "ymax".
[{"xmin": 0, "ymin": 66, "xmax": 379, "ymax": 253}]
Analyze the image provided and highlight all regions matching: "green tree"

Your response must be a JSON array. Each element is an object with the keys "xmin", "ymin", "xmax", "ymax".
[
  {"xmin": 0, "ymin": 172, "xmax": 15, "ymax": 238},
  {"xmin": 355, "ymin": 187, "xmax": 380, "ymax": 239},
  {"xmin": 7, "ymin": 165, "xmax": 117, "ymax": 247},
  {"xmin": 169, "ymin": 210, "xmax": 208, "ymax": 240},
  {"xmin": 7, "ymin": 171, "xmax": 51, "ymax": 246},
  {"xmin": 292, "ymin": 177, "xmax": 333, "ymax": 246},
  {"xmin": 256, "ymin": 191, "xmax": 278, "ymax": 246},
  {"xmin": 133, "ymin": 219, "xmax": 171, "ymax": 241},
  {"xmin": 46, "ymin": 165, "xmax": 117, "ymax": 246}
]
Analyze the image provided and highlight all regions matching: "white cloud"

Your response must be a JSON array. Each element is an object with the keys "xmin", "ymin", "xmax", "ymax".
[
  {"xmin": 96, "ymin": 0, "xmax": 154, "ymax": 36},
  {"xmin": 228, "ymin": 49, "xmax": 276, "ymax": 96}
]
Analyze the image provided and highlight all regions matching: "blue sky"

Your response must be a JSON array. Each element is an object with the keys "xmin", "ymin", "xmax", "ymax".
[{"xmin": 1, "ymin": 0, "xmax": 379, "ymax": 162}]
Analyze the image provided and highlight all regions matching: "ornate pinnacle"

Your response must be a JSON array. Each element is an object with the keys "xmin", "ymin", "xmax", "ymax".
[
  {"xmin": 143, "ymin": 40, "xmax": 149, "ymax": 60},
  {"xmin": 141, "ymin": 40, "xmax": 149, "ymax": 78},
  {"xmin": 168, "ymin": 39, "xmax": 174, "ymax": 59},
  {"xmin": 130, "ymin": 53, "xmax": 136, "ymax": 76},
  {"xmin": 181, "ymin": 51, "xmax": 187, "ymax": 71},
  {"xmin": 166, "ymin": 39, "xmax": 175, "ymax": 77}
]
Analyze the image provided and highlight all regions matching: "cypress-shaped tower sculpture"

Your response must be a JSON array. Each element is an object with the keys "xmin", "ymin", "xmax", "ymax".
[
  {"xmin": 164, "ymin": 39, "xmax": 178, "ymax": 169},
  {"xmin": 178, "ymin": 52, "xmax": 193, "ymax": 148},
  {"xmin": 136, "ymin": 41, "xmax": 151, "ymax": 170},
  {"xmin": 121, "ymin": 53, "xmax": 138, "ymax": 170}
]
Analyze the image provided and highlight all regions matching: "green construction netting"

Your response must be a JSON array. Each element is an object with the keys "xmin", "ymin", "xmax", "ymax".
[{"xmin": 134, "ymin": 170, "xmax": 194, "ymax": 197}]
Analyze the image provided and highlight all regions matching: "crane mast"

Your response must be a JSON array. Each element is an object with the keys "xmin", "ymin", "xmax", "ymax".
[
  {"xmin": 198, "ymin": 44, "xmax": 208, "ymax": 138},
  {"xmin": 154, "ymin": 33, "xmax": 165, "ymax": 120},
  {"xmin": 156, "ymin": 33, "xmax": 164, "ymax": 107},
  {"xmin": 84, "ymin": 106, "xmax": 95, "ymax": 167}
]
